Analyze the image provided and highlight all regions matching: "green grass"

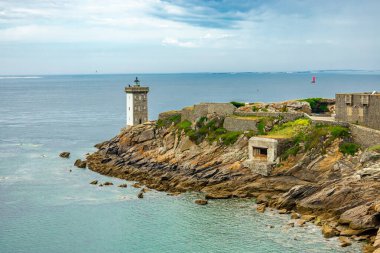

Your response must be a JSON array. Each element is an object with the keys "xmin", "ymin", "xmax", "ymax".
[
  {"xmin": 339, "ymin": 142, "xmax": 360, "ymax": 155},
  {"xmin": 266, "ymin": 118, "xmax": 310, "ymax": 138},
  {"xmin": 369, "ymin": 144, "xmax": 380, "ymax": 152},
  {"xmin": 230, "ymin": 101, "xmax": 245, "ymax": 108}
]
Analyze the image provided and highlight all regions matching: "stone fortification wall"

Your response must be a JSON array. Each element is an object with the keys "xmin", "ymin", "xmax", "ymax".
[
  {"xmin": 350, "ymin": 124, "xmax": 380, "ymax": 148},
  {"xmin": 158, "ymin": 110, "xmax": 181, "ymax": 120},
  {"xmin": 223, "ymin": 116, "xmax": 258, "ymax": 132},
  {"xmin": 336, "ymin": 93, "xmax": 380, "ymax": 130},
  {"xmin": 234, "ymin": 111, "xmax": 304, "ymax": 122},
  {"xmin": 181, "ymin": 103, "xmax": 235, "ymax": 122}
]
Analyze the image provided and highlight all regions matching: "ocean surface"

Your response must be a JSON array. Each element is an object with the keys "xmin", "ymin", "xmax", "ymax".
[{"xmin": 1, "ymin": 72, "xmax": 379, "ymax": 253}]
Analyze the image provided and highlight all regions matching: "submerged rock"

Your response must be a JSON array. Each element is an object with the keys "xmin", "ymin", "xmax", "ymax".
[
  {"xmin": 118, "ymin": 184, "xmax": 128, "ymax": 188},
  {"xmin": 194, "ymin": 199, "xmax": 208, "ymax": 205},
  {"xmin": 59, "ymin": 152, "xmax": 70, "ymax": 158},
  {"xmin": 137, "ymin": 191, "xmax": 144, "ymax": 198},
  {"xmin": 103, "ymin": 182, "xmax": 113, "ymax": 186},
  {"xmin": 339, "ymin": 236, "xmax": 352, "ymax": 247},
  {"xmin": 90, "ymin": 180, "xmax": 98, "ymax": 185}
]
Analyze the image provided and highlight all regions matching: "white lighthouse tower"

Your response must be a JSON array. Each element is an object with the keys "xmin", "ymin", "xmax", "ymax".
[{"xmin": 125, "ymin": 77, "xmax": 149, "ymax": 127}]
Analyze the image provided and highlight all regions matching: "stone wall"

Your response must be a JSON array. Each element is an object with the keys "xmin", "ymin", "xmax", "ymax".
[
  {"xmin": 350, "ymin": 124, "xmax": 380, "ymax": 148},
  {"xmin": 181, "ymin": 103, "xmax": 235, "ymax": 122},
  {"xmin": 336, "ymin": 93, "xmax": 380, "ymax": 130},
  {"xmin": 234, "ymin": 111, "xmax": 304, "ymax": 122},
  {"xmin": 223, "ymin": 116, "xmax": 258, "ymax": 132},
  {"xmin": 158, "ymin": 110, "xmax": 181, "ymax": 120}
]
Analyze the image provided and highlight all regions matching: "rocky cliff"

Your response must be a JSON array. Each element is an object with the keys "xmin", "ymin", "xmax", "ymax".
[{"xmin": 86, "ymin": 117, "xmax": 380, "ymax": 252}]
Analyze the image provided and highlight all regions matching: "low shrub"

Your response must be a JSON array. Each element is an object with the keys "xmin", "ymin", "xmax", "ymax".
[
  {"xmin": 339, "ymin": 142, "xmax": 360, "ymax": 155},
  {"xmin": 220, "ymin": 131, "xmax": 242, "ymax": 145},
  {"xmin": 369, "ymin": 144, "xmax": 380, "ymax": 153},
  {"xmin": 300, "ymin": 98, "xmax": 329, "ymax": 113},
  {"xmin": 156, "ymin": 114, "xmax": 181, "ymax": 128},
  {"xmin": 230, "ymin": 101, "xmax": 245, "ymax": 108}
]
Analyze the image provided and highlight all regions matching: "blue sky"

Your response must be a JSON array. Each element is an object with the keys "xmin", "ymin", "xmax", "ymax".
[{"xmin": 0, "ymin": 0, "xmax": 379, "ymax": 75}]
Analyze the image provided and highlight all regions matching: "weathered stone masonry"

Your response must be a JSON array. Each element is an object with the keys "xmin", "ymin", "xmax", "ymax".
[{"xmin": 336, "ymin": 92, "xmax": 380, "ymax": 130}]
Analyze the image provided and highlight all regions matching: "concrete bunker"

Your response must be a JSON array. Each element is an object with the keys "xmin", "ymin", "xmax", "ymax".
[{"xmin": 244, "ymin": 137, "xmax": 290, "ymax": 176}]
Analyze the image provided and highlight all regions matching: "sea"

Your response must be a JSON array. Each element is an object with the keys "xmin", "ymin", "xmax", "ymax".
[{"xmin": 1, "ymin": 72, "xmax": 379, "ymax": 253}]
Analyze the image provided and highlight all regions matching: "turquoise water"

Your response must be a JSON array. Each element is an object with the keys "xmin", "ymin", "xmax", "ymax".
[{"xmin": 1, "ymin": 73, "xmax": 379, "ymax": 253}]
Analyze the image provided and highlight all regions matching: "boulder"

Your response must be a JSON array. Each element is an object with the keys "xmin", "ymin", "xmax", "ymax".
[
  {"xmin": 256, "ymin": 204, "xmax": 266, "ymax": 213},
  {"xmin": 291, "ymin": 212, "xmax": 301, "ymax": 219},
  {"xmin": 339, "ymin": 204, "xmax": 380, "ymax": 230},
  {"xmin": 322, "ymin": 224, "xmax": 338, "ymax": 238},
  {"xmin": 74, "ymin": 159, "xmax": 87, "ymax": 168},
  {"xmin": 194, "ymin": 199, "xmax": 208, "ymax": 205},
  {"xmin": 90, "ymin": 180, "xmax": 98, "ymax": 185},
  {"xmin": 59, "ymin": 152, "xmax": 70, "ymax": 158},
  {"xmin": 296, "ymin": 219, "xmax": 306, "ymax": 227},
  {"xmin": 118, "ymin": 184, "xmax": 128, "ymax": 188},
  {"xmin": 301, "ymin": 215, "xmax": 316, "ymax": 222},
  {"xmin": 104, "ymin": 182, "xmax": 113, "ymax": 186},
  {"xmin": 340, "ymin": 229, "xmax": 365, "ymax": 236},
  {"xmin": 278, "ymin": 209, "xmax": 288, "ymax": 214},
  {"xmin": 137, "ymin": 191, "xmax": 144, "ymax": 199},
  {"xmin": 339, "ymin": 236, "xmax": 352, "ymax": 247},
  {"xmin": 132, "ymin": 183, "xmax": 142, "ymax": 188}
]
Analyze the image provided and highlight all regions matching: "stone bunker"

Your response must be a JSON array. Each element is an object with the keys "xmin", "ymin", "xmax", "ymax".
[{"xmin": 244, "ymin": 136, "xmax": 290, "ymax": 176}]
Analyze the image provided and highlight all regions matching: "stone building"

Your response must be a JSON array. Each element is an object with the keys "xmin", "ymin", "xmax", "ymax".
[
  {"xmin": 335, "ymin": 92, "xmax": 380, "ymax": 130},
  {"xmin": 125, "ymin": 77, "xmax": 149, "ymax": 127}
]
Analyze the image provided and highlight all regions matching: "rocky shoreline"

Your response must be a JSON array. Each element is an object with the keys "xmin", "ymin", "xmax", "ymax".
[{"xmin": 85, "ymin": 118, "xmax": 380, "ymax": 252}]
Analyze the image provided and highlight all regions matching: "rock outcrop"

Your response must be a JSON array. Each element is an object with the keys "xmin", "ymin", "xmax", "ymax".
[
  {"xmin": 59, "ymin": 152, "xmax": 70, "ymax": 158},
  {"xmin": 86, "ymin": 119, "xmax": 380, "ymax": 251}
]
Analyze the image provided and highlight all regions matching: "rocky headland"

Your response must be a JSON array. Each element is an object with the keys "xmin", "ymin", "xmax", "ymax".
[{"xmin": 85, "ymin": 101, "xmax": 380, "ymax": 252}]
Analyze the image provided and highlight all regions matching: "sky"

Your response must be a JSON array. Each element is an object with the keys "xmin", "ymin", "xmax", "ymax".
[{"xmin": 0, "ymin": 0, "xmax": 379, "ymax": 75}]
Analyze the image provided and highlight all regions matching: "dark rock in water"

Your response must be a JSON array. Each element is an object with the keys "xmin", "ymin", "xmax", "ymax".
[
  {"xmin": 118, "ymin": 184, "xmax": 128, "ymax": 188},
  {"xmin": 104, "ymin": 182, "xmax": 113, "ymax": 186},
  {"xmin": 194, "ymin": 199, "xmax": 208, "ymax": 205},
  {"xmin": 137, "ymin": 191, "xmax": 144, "ymax": 198},
  {"xmin": 74, "ymin": 159, "xmax": 87, "ymax": 168},
  {"xmin": 90, "ymin": 180, "xmax": 98, "ymax": 185},
  {"xmin": 99, "ymin": 184, "xmax": 103, "ymax": 187},
  {"xmin": 59, "ymin": 152, "xmax": 70, "ymax": 158}
]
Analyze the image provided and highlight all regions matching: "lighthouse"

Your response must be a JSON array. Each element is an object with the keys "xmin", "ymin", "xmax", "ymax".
[{"xmin": 125, "ymin": 77, "xmax": 149, "ymax": 127}]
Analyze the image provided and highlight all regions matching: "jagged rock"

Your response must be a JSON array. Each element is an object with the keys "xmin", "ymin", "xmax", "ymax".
[
  {"xmin": 278, "ymin": 209, "xmax": 288, "ymax": 214},
  {"xmin": 90, "ymin": 180, "xmax": 98, "ymax": 185},
  {"xmin": 256, "ymin": 204, "xmax": 266, "ymax": 213},
  {"xmin": 138, "ymin": 129, "xmax": 155, "ymax": 142},
  {"xmin": 340, "ymin": 228, "xmax": 365, "ymax": 236},
  {"xmin": 373, "ymin": 229, "xmax": 380, "ymax": 248},
  {"xmin": 141, "ymin": 187, "xmax": 150, "ymax": 193},
  {"xmin": 132, "ymin": 183, "xmax": 142, "ymax": 188},
  {"xmin": 256, "ymin": 193, "xmax": 271, "ymax": 204},
  {"xmin": 322, "ymin": 224, "xmax": 338, "ymax": 238},
  {"xmin": 103, "ymin": 182, "xmax": 113, "ymax": 186},
  {"xmin": 74, "ymin": 159, "xmax": 86, "ymax": 168},
  {"xmin": 339, "ymin": 236, "xmax": 352, "ymax": 247},
  {"xmin": 339, "ymin": 204, "xmax": 380, "ymax": 230},
  {"xmin": 137, "ymin": 191, "xmax": 144, "ymax": 198},
  {"xmin": 296, "ymin": 219, "xmax": 306, "ymax": 227},
  {"xmin": 195, "ymin": 199, "xmax": 208, "ymax": 205},
  {"xmin": 59, "ymin": 152, "xmax": 70, "ymax": 158},
  {"xmin": 118, "ymin": 184, "xmax": 128, "ymax": 188},
  {"xmin": 291, "ymin": 212, "xmax": 301, "ymax": 219},
  {"xmin": 276, "ymin": 185, "xmax": 320, "ymax": 210},
  {"xmin": 301, "ymin": 215, "xmax": 316, "ymax": 222},
  {"xmin": 360, "ymin": 151, "xmax": 380, "ymax": 164}
]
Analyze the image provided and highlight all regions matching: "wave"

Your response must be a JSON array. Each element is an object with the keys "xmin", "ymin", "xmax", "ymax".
[{"xmin": 0, "ymin": 76, "xmax": 42, "ymax": 79}]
